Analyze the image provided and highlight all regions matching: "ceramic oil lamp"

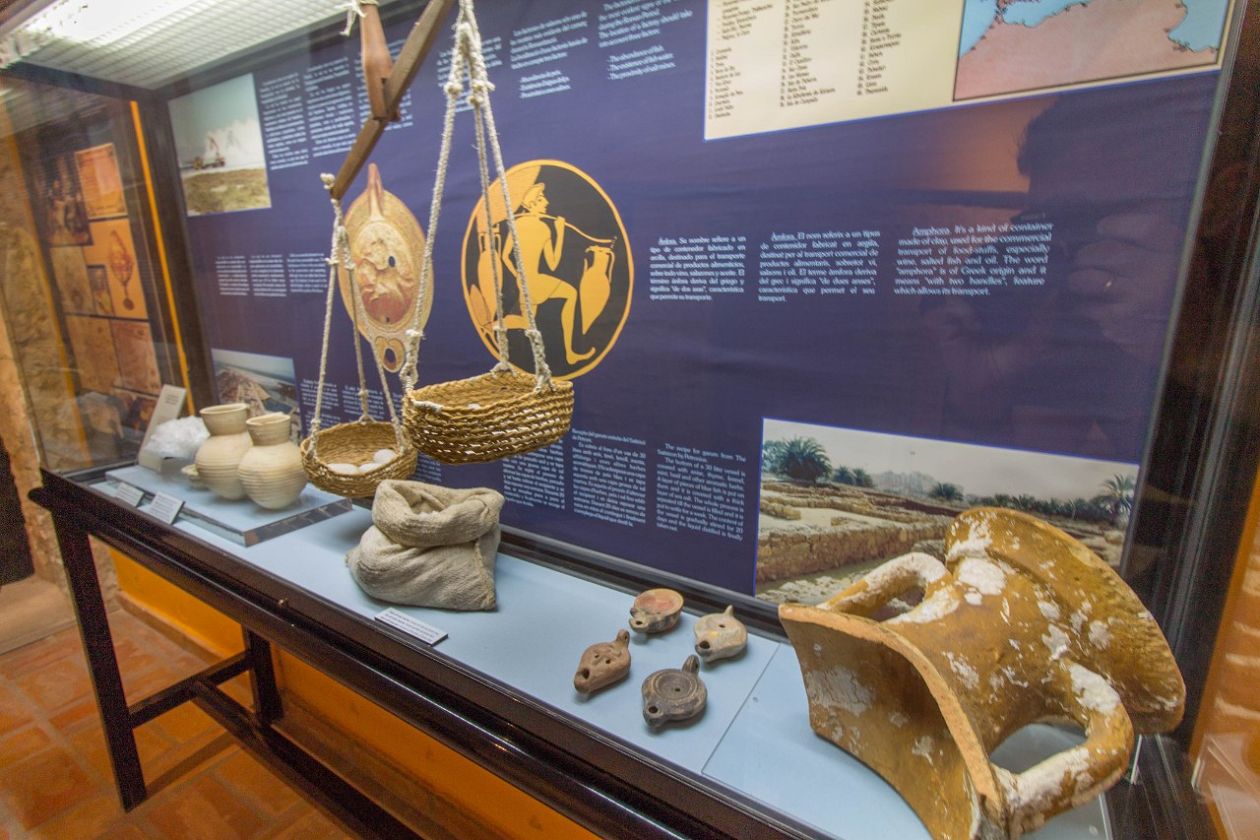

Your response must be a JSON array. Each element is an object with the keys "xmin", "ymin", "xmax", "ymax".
[
  {"xmin": 629, "ymin": 588, "xmax": 683, "ymax": 634},
  {"xmin": 642, "ymin": 654, "xmax": 706, "ymax": 729},
  {"xmin": 694, "ymin": 605, "xmax": 747, "ymax": 664},
  {"xmin": 573, "ymin": 629, "xmax": 631, "ymax": 695}
]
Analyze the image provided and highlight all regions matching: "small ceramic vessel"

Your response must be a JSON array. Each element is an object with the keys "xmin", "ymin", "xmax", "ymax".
[
  {"xmin": 694, "ymin": 605, "xmax": 747, "ymax": 664},
  {"xmin": 194, "ymin": 403, "xmax": 251, "ymax": 501},
  {"xmin": 642, "ymin": 655, "xmax": 706, "ymax": 729},
  {"xmin": 629, "ymin": 588, "xmax": 683, "ymax": 634},
  {"xmin": 238, "ymin": 412, "xmax": 307, "ymax": 509},
  {"xmin": 573, "ymin": 629, "xmax": 631, "ymax": 695}
]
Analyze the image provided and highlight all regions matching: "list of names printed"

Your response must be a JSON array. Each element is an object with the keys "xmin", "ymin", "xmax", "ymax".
[{"xmin": 705, "ymin": 0, "xmax": 959, "ymax": 139}]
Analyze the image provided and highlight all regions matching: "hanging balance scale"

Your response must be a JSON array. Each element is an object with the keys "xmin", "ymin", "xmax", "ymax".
[
  {"xmin": 298, "ymin": 0, "xmax": 436, "ymax": 498},
  {"xmin": 299, "ymin": 172, "xmax": 419, "ymax": 498},
  {"xmin": 400, "ymin": 0, "xmax": 574, "ymax": 464}
]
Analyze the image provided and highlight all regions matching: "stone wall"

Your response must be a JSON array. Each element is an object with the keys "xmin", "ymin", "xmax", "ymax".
[
  {"xmin": 757, "ymin": 518, "xmax": 947, "ymax": 583},
  {"xmin": 0, "ymin": 101, "xmax": 108, "ymax": 594}
]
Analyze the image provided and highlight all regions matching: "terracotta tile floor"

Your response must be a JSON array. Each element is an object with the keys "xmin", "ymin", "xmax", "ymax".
[{"xmin": 0, "ymin": 605, "xmax": 353, "ymax": 838}]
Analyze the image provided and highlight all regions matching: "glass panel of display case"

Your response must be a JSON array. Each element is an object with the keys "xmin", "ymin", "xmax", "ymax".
[
  {"xmin": 2, "ymin": 0, "xmax": 1259, "ymax": 836},
  {"xmin": 0, "ymin": 77, "xmax": 184, "ymax": 471}
]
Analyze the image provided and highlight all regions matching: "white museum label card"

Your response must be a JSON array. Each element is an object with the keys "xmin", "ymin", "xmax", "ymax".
[
  {"xmin": 374, "ymin": 608, "xmax": 447, "ymax": 646},
  {"xmin": 141, "ymin": 385, "xmax": 188, "ymax": 448},
  {"xmin": 148, "ymin": 493, "xmax": 185, "ymax": 524},
  {"xmin": 138, "ymin": 385, "xmax": 190, "ymax": 472},
  {"xmin": 113, "ymin": 482, "xmax": 145, "ymax": 507}
]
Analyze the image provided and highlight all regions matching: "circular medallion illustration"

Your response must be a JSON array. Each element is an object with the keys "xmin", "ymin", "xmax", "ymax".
[
  {"xmin": 461, "ymin": 160, "xmax": 632, "ymax": 379},
  {"xmin": 339, "ymin": 163, "xmax": 433, "ymax": 372}
]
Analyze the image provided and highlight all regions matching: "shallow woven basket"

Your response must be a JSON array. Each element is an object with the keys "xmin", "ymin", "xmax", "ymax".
[
  {"xmin": 403, "ymin": 369, "xmax": 573, "ymax": 464},
  {"xmin": 300, "ymin": 420, "xmax": 418, "ymax": 497}
]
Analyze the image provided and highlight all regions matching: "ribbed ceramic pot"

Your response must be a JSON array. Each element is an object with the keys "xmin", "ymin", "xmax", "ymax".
[
  {"xmin": 194, "ymin": 403, "xmax": 251, "ymax": 501},
  {"xmin": 238, "ymin": 412, "xmax": 306, "ymax": 509}
]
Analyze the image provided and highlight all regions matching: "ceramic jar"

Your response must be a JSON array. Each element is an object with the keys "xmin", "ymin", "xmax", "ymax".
[
  {"xmin": 194, "ymin": 403, "xmax": 252, "ymax": 501},
  {"xmin": 238, "ymin": 413, "xmax": 306, "ymax": 509}
]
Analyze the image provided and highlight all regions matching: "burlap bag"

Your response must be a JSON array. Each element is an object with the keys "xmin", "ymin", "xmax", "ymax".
[{"xmin": 346, "ymin": 480, "xmax": 503, "ymax": 610}]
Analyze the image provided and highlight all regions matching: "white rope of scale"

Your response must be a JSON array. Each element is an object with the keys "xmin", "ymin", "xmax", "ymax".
[
  {"xmin": 307, "ymin": 173, "xmax": 406, "ymax": 459},
  {"xmin": 400, "ymin": 0, "xmax": 556, "ymax": 397},
  {"xmin": 338, "ymin": 0, "xmax": 380, "ymax": 36}
]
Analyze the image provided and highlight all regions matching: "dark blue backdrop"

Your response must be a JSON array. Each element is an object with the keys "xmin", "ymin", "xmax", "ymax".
[{"xmin": 179, "ymin": 0, "xmax": 1220, "ymax": 594}]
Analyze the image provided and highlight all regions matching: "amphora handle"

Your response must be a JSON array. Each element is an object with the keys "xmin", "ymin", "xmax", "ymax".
[
  {"xmin": 816, "ymin": 552, "xmax": 948, "ymax": 617},
  {"xmin": 997, "ymin": 658, "xmax": 1134, "ymax": 835}
]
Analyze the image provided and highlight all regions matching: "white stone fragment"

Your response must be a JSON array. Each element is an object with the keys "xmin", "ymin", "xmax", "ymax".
[
  {"xmin": 357, "ymin": 461, "xmax": 382, "ymax": 473},
  {"xmin": 372, "ymin": 448, "xmax": 396, "ymax": 464},
  {"xmin": 328, "ymin": 463, "xmax": 358, "ymax": 475}
]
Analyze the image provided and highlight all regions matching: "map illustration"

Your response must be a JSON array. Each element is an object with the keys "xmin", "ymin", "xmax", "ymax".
[{"xmin": 956, "ymin": 0, "xmax": 1232, "ymax": 100}]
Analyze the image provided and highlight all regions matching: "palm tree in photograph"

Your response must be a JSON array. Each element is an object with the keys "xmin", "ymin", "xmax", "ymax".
[
  {"xmin": 930, "ymin": 482, "xmax": 964, "ymax": 502},
  {"xmin": 762, "ymin": 440, "xmax": 787, "ymax": 473},
  {"xmin": 770, "ymin": 437, "xmax": 832, "ymax": 484},
  {"xmin": 1096, "ymin": 474, "xmax": 1136, "ymax": 523}
]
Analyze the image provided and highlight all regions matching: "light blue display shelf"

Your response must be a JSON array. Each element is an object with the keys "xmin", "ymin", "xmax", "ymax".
[
  {"xmin": 105, "ymin": 464, "xmax": 352, "ymax": 546},
  {"xmin": 99, "ymin": 479, "xmax": 1109, "ymax": 839}
]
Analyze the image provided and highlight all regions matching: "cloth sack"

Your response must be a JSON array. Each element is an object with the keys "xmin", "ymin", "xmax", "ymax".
[{"xmin": 346, "ymin": 479, "xmax": 503, "ymax": 610}]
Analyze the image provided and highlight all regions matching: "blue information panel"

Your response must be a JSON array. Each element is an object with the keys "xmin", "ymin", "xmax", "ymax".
[{"xmin": 172, "ymin": 0, "xmax": 1234, "ymax": 597}]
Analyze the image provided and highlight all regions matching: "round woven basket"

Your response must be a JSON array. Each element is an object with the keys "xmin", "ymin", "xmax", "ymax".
[
  {"xmin": 404, "ymin": 369, "xmax": 573, "ymax": 464},
  {"xmin": 300, "ymin": 421, "xmax": 418, "ymax": 497}
]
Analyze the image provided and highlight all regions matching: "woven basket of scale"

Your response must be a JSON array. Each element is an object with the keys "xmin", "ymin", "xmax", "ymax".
[
  {"xmin": 300, "ymin": 420, "xmax": 417, "ymax": 497},
  {"xmin": 403, "ymin": 369, "xmax": 573, "ymax": 464}
]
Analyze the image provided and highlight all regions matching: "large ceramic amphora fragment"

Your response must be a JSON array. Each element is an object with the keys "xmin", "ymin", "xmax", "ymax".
[{"xmin": 780, "ymin": 508, "xmax": 1184, "ymax": 839}]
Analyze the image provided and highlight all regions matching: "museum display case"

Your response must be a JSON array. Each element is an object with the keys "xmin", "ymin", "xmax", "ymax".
[{"xmin": 2, "ymin": 0, "xmax": 1260, "ymax": 837}]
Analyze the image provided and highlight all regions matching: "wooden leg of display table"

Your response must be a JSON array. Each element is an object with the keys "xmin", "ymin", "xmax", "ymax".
[
  {"xmin": 51, "ymin": 517, "xmax": 147, "ymax": 810},
  {"xmin": 243, "ymin": 628, "xmax": 283, "ymax": 726}
]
